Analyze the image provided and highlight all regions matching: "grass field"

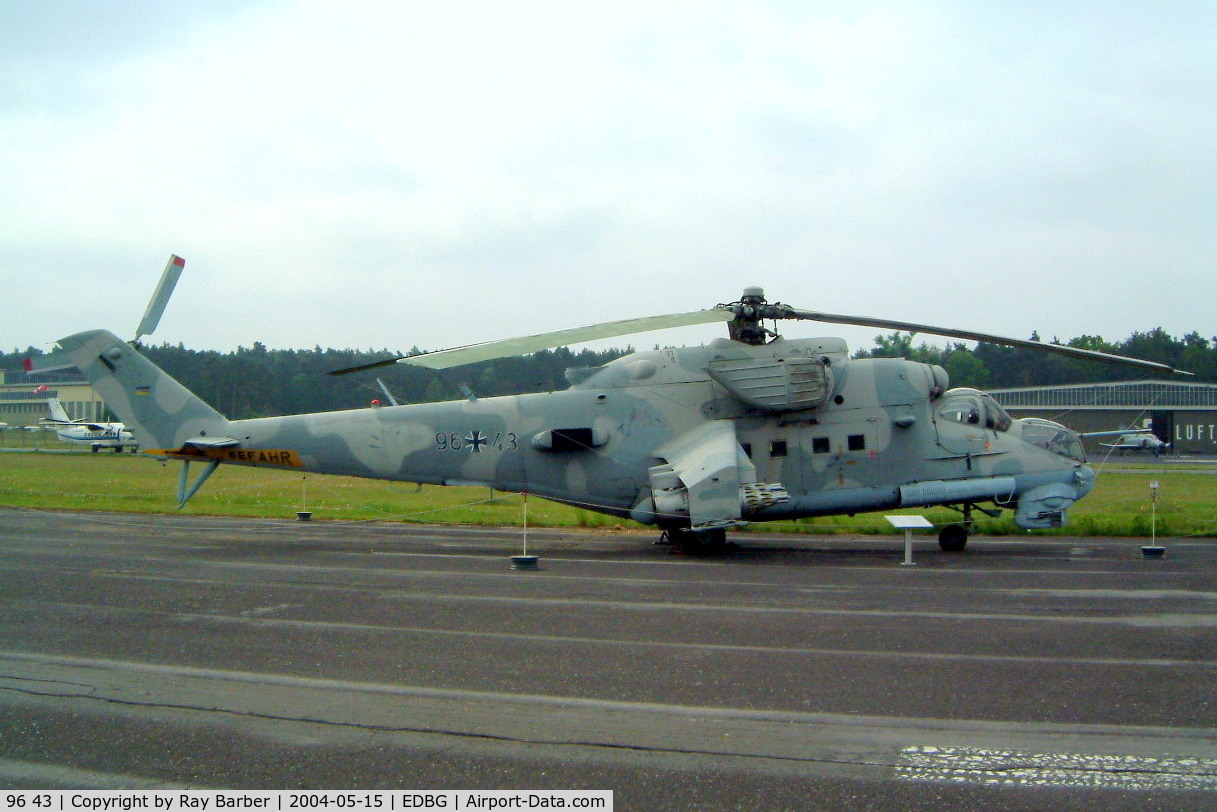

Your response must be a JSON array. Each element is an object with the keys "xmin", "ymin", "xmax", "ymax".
[{"xmin": 2, "ymin": 447, "xmax": 1214, "ymax": 538}]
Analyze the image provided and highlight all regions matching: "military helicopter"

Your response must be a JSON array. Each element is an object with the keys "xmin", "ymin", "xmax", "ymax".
[{"xmin": 37, "ymin": 257, "xmax": 1190, "ymax": 552}]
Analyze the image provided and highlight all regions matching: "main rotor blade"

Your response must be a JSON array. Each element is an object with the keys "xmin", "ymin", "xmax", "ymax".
[
  {"xmin": 401, "ymin": 309, "xmax": 734, "ymax": 370},
  {"xmin": 134, "ymin": 254, "xmax": 186, "ymax": 343},
  {"xmin": 327, "ymin": 356, "xmax": 403, "ymax": 376},
  {"xmin": 327, "ymin": 309, "xmax": 732, "ymax": 376},
  {"xmin": 1080, "ymin": 428, "xmax": 1151, "ymax": 438},
  {"xmin": 775, "ymin": 306, "xmax": 1194, "ymax": 376}
]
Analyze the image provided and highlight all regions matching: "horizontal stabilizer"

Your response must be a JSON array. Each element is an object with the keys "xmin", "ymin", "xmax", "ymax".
[
  {"xmin": 183, "ymin": 436, "xmax": 240, "ymax": 448},
  {"xmin": 23, "ymin": 352, "xmax": 77, "ymax": 374}
]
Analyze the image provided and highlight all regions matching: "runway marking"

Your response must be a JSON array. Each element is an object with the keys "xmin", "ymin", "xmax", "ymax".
[
  {"xmin": 239, "ymin": 603, "xmax": 294, "ymax": 617},
  {"xmin": 168, "ymin": 611, "xmax": 1217, "ymax": 669},
  {"xmin": 6, "ymin": 648, "xmax": 1215, "ymax": 736},
  {"xmin": 1012, "ymin": 589, "xmax": 1217, "ymax": 601},
  {"xmin": 6, "ymin": 529, "xmax": 1216, "ymax": 583},
  {"xmin": 5, "ymin": 649, "xmax": 1216, "ymax": 787},
  {"xmin": 0, "ymin": 757, "xmax": 198, "ymax": 790},
  {"xmin": 896, "ymin": 745, "xmax": 1217, "ymax": 791},
  {"xmin": 11, "ymin": 580, "xmax": 1217, "ymax": 631},
  {"xmin": 8, "ymin": 599, "xmax": 1215, "ymax": 669}
]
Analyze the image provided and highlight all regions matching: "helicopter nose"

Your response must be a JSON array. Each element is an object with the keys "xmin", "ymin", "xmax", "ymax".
[
  {"xmin": 1074, "ymin": 465, "xmax": 1095, "ymax": 496},
  {"xmin": 1015, "ymin": 469, "xmax": 1092, "ymax": 530}
]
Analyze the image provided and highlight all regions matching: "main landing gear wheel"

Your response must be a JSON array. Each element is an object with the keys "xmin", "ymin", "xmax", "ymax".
[
  {"xmin": 663, "ymin": 527, "xmax": 730, "ymax": 555},
  {"xmin": 938, "ymin": 524, "xmax": 969, "ymax": 552}
]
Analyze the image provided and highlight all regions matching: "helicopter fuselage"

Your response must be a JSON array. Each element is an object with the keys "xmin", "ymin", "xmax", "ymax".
[{"xmin": 206, "ymin": 335, "xmax": 1094, "ymax": 532}]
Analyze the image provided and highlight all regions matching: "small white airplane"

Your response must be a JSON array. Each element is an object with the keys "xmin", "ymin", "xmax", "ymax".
[
  {"xmin": 41, "ymin": 397, "xmax": 138, "ymax": 452},
  {"xmin": 1101, "ymin": 430, "xmax": 1170, "ymax": 455}
]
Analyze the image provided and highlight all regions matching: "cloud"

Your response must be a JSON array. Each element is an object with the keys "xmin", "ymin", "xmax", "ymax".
[{"xmin": 1, "ymin": 1, "xmax": 1214, "ymax": 358}]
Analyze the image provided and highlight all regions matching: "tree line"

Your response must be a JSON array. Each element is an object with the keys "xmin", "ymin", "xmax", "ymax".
[
  {"xmin": 133, "ymin": 342, "xmax": 635, "ymax": 417},
  {"xmin": 4, "ymin": 327, "xmax": 1213, "ymax": 419},
  {"xmin": 3, "ymin": 342, "xmax": 626, "ymax": 418},
  {"xmin": 854, "ymin": 328, "xmax": 1216, "ymax": 389}
]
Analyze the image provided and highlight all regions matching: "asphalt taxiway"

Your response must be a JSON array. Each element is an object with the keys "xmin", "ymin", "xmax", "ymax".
[{"xmin": 1, "ymin": 508, "xmax": 1215, "ymax": 809}]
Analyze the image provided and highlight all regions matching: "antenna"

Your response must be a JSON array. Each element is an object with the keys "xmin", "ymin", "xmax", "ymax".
[{"xmin": 375, "ymin": 378, "xmax": 401, "ymax": 406}]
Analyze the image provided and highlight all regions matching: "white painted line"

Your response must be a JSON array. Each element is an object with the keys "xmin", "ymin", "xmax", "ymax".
[
  {"xmin": 896, "ymin": 745, "xmax": 1217, "ymax": 791},
  {"xmin": 0, "ymin": 757, "xmax": 197, "ymax": 789}
]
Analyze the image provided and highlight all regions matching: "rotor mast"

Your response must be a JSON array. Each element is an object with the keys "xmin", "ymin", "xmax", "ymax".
[{"xmin": 725, "ymin": 286, "xmax": 781, "ymax": 345}]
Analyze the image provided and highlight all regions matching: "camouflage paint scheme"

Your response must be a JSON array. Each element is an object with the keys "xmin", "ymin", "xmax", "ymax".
[{"xmin": 54, "ymin": 328, "xmax": 1095, "ymax": 541}]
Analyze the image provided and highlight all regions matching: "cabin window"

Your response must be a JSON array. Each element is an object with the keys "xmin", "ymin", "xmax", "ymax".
[
  {"xmin": 812, "ymin": 437, "xmax": 830, "ymax": 454},
  {"xmin": 770, "ymin": 440, "xmax": 788, "ymax": 457},
  {"xmin": 741, "ymin": 443, "xmax": 752, "ymax": 459},
  {"xmin": 848, "ymin": 434, "xmax": 866, "ymax": 451}
]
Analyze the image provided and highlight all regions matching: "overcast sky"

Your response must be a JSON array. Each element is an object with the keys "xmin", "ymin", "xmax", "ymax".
[{"xmin": 2, "ymin": 1, "xmax": 1214, "ymax": 360}]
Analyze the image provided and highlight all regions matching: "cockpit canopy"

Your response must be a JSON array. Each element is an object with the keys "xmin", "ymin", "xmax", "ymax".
[
  {"xmin": 1018, "ymin": 418, "xmax": 1086, "ymax": 462},
  {"xmin": 935, "ymin": 388, "xmax": 1013, "ymax": 433}
]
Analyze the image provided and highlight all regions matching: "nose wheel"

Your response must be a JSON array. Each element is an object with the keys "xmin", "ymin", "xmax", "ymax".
[
  {"xmin": 938, "ymin": 524, "xmax": 969, "ymax": 552},
  {"xmin": 938, "ymin": 502, "xmax": 994, "ymax": 552}
]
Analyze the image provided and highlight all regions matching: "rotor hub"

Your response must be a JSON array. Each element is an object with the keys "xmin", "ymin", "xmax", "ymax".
[{"xmin": 727, "ymin": 287, "xmax": 779, "ymax": 345}]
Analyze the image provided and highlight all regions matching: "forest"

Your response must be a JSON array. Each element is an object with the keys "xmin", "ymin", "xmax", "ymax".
[{"xmin": 3, "ymin": 327, "xmax": 1214, "ymax": 420}]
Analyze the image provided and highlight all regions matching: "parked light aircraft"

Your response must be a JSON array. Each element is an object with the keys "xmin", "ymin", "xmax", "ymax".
[
  {"xmin": 1101, "ymin": 431, "xmax": 1170, "ymax": 455},
  {"xmin": 31, "ymin": 255, "xmax": 1191, "ymax": 552},
  {"xmin": 41, "ymin": 397, "xmax": 137, "ymax": 452}
]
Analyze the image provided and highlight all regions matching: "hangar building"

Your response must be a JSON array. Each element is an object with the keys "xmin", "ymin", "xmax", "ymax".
[
  {"xmin": 0, "ymin": 368, "xmax": 110, "ymax": 427},
  {"xmin": 990, "ymin": 379, "xmax": 1217, "ymax": 456}
]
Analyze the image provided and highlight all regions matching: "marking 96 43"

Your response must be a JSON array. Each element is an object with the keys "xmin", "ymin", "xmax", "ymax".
[{"xmin": 435, "ymin": 430, "xmax": 517, "ymax": 453}]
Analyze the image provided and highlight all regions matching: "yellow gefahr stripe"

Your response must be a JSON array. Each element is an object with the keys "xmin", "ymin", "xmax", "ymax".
[{"xmin": 146, "ymin": 448, "xmax": 304, "ymax": 467}]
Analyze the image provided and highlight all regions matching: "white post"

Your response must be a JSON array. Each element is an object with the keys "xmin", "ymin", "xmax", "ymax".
[
  {"xmin": 1142, "ymin": 481, "xmax": 1164, "ymax": 558},
  {"xmin": 886, "ymin": 515, "xmax": 932, "ymax": 567},
  {"xmin": 1150, "ymin": 480, "xmax": 1159, "ymax": 547},
  {"xmin": 510, "ymin": 491, "xmax": 539, "ymax": 568}
]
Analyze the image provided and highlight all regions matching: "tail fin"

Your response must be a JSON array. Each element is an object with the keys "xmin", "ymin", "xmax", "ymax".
[
  {"xmin": 46, "ymin": 397, "xmax": 72, "ymax": 423},
  {"xmin": 53, "ymin": 329, "xmax": 231, "ymax": 452}
]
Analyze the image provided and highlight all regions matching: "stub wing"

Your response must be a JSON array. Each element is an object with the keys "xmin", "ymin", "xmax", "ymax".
[{"xmin": 645, "ymin": 421, "xmax": 757, "ymax": 529}]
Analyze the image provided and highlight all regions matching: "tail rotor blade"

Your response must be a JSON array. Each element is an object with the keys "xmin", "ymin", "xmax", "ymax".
[{"xmin": 134, "ymin": 254, "xmax": 185, "ymax": 343}]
